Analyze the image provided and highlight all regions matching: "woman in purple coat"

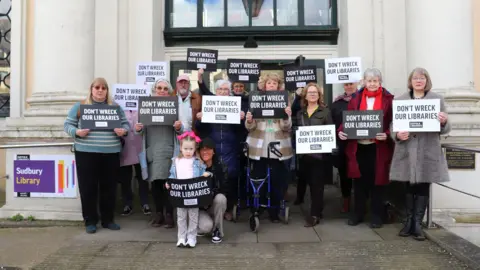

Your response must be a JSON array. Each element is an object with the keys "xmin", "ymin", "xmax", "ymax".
[{"xmin": 119, "ymin": 110, "xmax": 151, "ymax": 216}]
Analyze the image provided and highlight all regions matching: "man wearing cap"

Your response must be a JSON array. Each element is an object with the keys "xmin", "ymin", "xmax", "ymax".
[
  {"xmin": 173, "ymin": 74, "xmax": 202, "ymax": 133},
  {"xmin": 197, "ymin": 138, "xmax": 229, "ymax": 244}
]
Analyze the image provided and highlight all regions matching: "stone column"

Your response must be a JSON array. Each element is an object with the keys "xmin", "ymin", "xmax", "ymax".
[
  {"xmin": 406, "ymin": 0, "xmax": 480, "ymax": 138},
  {"xmin": 5, "ymin": 0, "xmax": 95, "ymax": 135}
]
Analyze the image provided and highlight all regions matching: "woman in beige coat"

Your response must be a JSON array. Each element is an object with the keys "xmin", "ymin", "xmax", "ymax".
[{"xmin": 390, "ymin": 67, "xmax": 451, "ymax": 241}]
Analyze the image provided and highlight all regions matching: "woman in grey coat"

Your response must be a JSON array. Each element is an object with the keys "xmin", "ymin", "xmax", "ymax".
[
  {"xmin": 390, "ymin": 67, "xmax": 451, "ymax": 241},
  {"xmin": 135, "ymin": 79, "xmax": 183, "ymax": 228}
]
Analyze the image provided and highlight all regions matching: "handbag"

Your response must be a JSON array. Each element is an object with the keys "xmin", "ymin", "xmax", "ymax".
[{"xmin": 138, "ymin": 129, "xmax": 149, "ymax": 181}]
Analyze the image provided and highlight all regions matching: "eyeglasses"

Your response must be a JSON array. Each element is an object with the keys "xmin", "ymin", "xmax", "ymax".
[
  {"xmin": 412, "ymin": 77, "xmax": 426, "ymax": 81},
  {"xmin": 156, "ymin": 86, "xmax": 169, "ymax": 91},
  {"xmin": 217, "ymin": 88, "xmax": 230, "ymax": 91},
  {"xmin": 306, "ymin": 92, "xmax": 319, "ymax": 95},
  {"xmin": 93, "ymin": 85, "xmax": 107, "ymax": 91}
]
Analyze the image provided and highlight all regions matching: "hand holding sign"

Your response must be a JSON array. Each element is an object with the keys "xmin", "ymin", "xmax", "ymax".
[
  {"xmin": 174, "ymin": 121, "xmax": 182, "ymax": 131},
  {"xmin": 338, "ymin": 131, "xmax": 348, "ymax": 140},
  {"xmin": 198, "ymin": 68, "xmax": 204, "ymax": 82},
  {"xmin": 240, "ymin": 111, "xmax": 245, "ymax": 120},
  {"xmin": 196, "ymin": 112, "xmax": 202, "ymax": 120},
  {"xmin": 439, "ymin": 112, "xmax": 448, "ymax": 125},
  {"xmin": 285, "ymin": 107, "xmax": 292, "ymax": 117},
  {"xmin": 375, "ymin": 133, "xmax": 387, "ymax": 141},
  {"xmin": 76, "ymin": 129, "xmax": 90, "ymax": 137},
  {"xmin": 397, "ymin": 131, "xmax": 409, "ymax": 141},
  {"xmin": 135, "ymin": 123, "xmax": 143, "ymax": 132},
  {"xmin": 114, "ymin": 128, "xmax": 127, "ymax": 137},
  {"xmin": 246, "ymin": 111, "xmax": 253, "ymax": 123}
]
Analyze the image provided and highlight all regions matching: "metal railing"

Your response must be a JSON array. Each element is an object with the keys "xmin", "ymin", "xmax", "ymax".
[
  {"xmin": 0, "ymin": 142, "xmax": 73, "ymax": 149},
  {"xmin": 426, "ymin": 144, "xmax": 480, "ymax": 228}
]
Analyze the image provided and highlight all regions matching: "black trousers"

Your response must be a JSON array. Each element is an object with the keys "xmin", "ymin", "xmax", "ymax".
[
  {"xmin": 353, "ymin": 144, "xmax": 385, "ymax": 222},
  {"xmin": 248, "ymin": 158, "xmax": 288, "ymax": 212},
  {"xmin": 405, "ymin": 182, "xmax": 430, "ymax": 196},
  {"xmin": 338, "ymin": 158, "xmax": 353, "ymax": 198},
  {"xmin": 75, "ymin": 151, "xmax": 120, "ymax": 226},
  {"xmin": 119, "ymin": 164, "xmax": 149, "ymax": 207},
  {"xmin": 227, "ymin": 176, "xmax": 238, "ymax": 211},
  {"xmin": 300, "ymin": 156, "xmax": 326, "ymax": 217},
  {"xmin": 152, "ymin": 179, "xmax": 173, "ymax": 215}
]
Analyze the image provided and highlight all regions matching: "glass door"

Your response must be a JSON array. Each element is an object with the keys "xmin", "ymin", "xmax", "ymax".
[{"xmin": 170, "ymin": 59, "xmax": 332, "ymax": 105}]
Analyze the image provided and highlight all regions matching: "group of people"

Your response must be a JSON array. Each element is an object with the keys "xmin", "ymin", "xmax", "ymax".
[{"xmin": 64, "ymin": 65, "xmax": 451, "ymax": 248}]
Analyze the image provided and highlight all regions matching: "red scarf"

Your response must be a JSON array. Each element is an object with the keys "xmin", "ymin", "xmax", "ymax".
[{"xmin": 359, "ymin": 87, "xmax": 383, "ymax": 111}]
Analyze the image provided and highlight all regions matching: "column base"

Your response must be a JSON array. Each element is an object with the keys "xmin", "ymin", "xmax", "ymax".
[{"xmin": 0, "ymin": 201, "xmax": 82, "ymax": 221}]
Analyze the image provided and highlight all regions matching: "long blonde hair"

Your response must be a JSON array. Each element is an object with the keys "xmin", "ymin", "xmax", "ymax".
[
  {"xmin": 257, "ymin": 72, "xmax": 285, "ymax": 91},
  {"xmin": 84, "ymin": 77, "xmax": 113, "ymax": 105}
]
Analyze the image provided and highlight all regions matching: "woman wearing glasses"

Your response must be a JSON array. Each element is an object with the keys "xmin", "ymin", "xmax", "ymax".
[
  {"xmin": 64, "ymin": 78, "xmax": 130, "ymax": 234},
  {"xmin": 135, "ymin": 79, "xmax": 184, "ymax": 229},
  {"xmin": 390, "ymin": 67, "xmax": 450, "ymax": 241}
]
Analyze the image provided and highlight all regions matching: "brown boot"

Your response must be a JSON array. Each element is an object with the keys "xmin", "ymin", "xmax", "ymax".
[
  {"xmin": 164, "ymin": 213, "xmax": 175, "ymax": 229},
  {"xmin": 150, "ymin": 212, "xmax": 164, "ymax": 227},
  {"xmin": 341, "ymin": 198, "xmax": 350, "ymax": 213}
]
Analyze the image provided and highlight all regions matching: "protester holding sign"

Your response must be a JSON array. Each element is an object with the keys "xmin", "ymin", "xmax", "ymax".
[
  {"xmin": 135, "ymin": 79, "xmax": 183, "ymax": 229},
  {"xmin": 390, "ymin": 67, "xmax": 451, "ymax": 241},
  {"xmin": 338, "ymin": 68, "xmax": 394, "ymax": 228},
  {"xmin": 166, "ymin": 132, "xmax": 211, "ymax": 248},
  {"xmin": 173, "ymin": 74, "xmax": 202, "ymax": 133},
  {"xmin": 119, "ymin": 110, "xmax": 151, "ymax": 217},
  {"xmin": 64, "ymin": 78, "xmax": 129, "ymax": 234},
  {"xmin": 196, "ymin": 138, "xmax": 229, "ymax": 244},
  {"xmin": 245, "ymin": 72, "xmax": 293, "ymax": 222},
  {"xmin": 330, "ymin": 82, "xmax": 358, "ymax": 213},
  {"xmin": 296, "ymin": 83, "xmax": 334, "ymax": 227}
]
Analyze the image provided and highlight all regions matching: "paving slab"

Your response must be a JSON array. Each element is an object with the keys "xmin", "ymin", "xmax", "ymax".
[
  {"xmin": 257, "ymin": 218, "xmax": 321, "ymax": 243},
  {"xmin": 314, "ymin": 219, "xmax": 383, "ymax": 242}
]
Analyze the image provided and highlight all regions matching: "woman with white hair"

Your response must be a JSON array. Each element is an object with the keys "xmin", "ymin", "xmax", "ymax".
[
  {"xmin": 195, "ymin": 77, "xmax": 246, "ymax": 221},
  {"xmin": 135, "ymin": 79, "xmax": 184, "ymax": 228},
  {"xmin": 338, "ymin": 68, "xmax": 395, "ymax": 228}
]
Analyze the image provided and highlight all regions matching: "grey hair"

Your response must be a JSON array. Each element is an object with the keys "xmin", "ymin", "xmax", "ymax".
[
  {"xmin": 151, "ymin": 79, "xmax": 174, "ymax": 95},
  {"xmin": 214, "ymin": 80, "xmax": 232, "ymax": 94},
  {"xmin": 363, "ymin": 68, "xmax": 383, "ymax": 83}
]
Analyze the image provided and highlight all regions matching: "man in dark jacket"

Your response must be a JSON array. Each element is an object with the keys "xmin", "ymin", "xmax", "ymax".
[{"xmin": 197, "ymin": 138, "xmax": 229, "ymax": 244}]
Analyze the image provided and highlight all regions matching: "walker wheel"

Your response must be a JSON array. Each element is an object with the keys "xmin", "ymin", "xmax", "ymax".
[
  {"xmin": 283, "ymin": 206, "xmax": 290, "ymax": 224},
  {"xmin": 249, "ymin": 215, "xmax": 260, "ymax": 232},
  {"xmin": 232, "ymin": 205, "xmax": 238, "ymax": 222}
]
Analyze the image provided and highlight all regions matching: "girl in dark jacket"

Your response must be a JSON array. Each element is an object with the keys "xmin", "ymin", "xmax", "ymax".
[
  {"xmin": 296, "ymin": 82, "xmax": 333, "ymax": 227},
  {"xmin": 330, "ymin": 82, "xmax": 358, "ymax": 213}
]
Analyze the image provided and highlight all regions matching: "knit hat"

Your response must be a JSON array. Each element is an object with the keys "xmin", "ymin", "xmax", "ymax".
[{"xmin": 199, "ymin": 137, "xmax": 216, "ymax": 150}]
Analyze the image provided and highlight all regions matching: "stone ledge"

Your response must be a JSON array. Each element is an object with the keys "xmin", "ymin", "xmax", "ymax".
[
  {"xmin": 424, "ymin": 226, "xmax": 480, "ymax": 270},
  {"xmin": 0, "ymin": 219, "xmax": 83, "ymax": 228}
]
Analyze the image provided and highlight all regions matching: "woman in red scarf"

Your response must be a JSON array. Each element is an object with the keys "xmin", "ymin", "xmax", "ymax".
[{"xmin": 338, "ymin": 68, "xmax": 394, "ymax": 228}]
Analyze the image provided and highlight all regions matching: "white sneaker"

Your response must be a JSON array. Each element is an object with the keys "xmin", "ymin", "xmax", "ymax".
[
  {"xmin": 176, "ymin": 238, "xmax": 186, "ymax": 248},
  {"xmin": 186, "ymin": 237, "xmax": 197, "ymax": 248}
]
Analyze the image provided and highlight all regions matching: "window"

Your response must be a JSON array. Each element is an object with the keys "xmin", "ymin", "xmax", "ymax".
[
  {"xmin": 164, "ymin": 0, "xmax": 338, "ymax": 46},
  {"xmin": 0, "ymin": 0, "xmax": 10, "ymax": 117}
]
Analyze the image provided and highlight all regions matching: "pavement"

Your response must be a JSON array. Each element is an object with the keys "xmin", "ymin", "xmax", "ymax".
[{"xmin": 0, "ymin": 186, "xmax": 471, "ymax": 270}]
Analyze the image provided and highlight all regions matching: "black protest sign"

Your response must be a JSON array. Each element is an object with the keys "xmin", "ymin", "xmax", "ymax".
[
  {"xmin": 168, "ymin": 177, "xmax": 213, "ymax": 208},
  {"xmin": 138, "ymin": 96, "xmax": 178, "ymax": 126},
  {"xmin": 227, "ymin": 59, "xmax": 261, "ymax": 83},
  {"xmin": 342, "ymin": 110, "xmax": 383, "ymax": 139},
  {"xmin": 284, "ymin": 65, "xmax": 317, "ymax": 90},
  {"xmin": 186, "ymin": 48, "xmax": 218, "ymax": 71},
  {"xmin": 79, "ymin": 104, "xmax": 122, "ymax": 130},
  {"xmin": 249, "ymin": 91, "xmax": 288, "ymax": 119}
]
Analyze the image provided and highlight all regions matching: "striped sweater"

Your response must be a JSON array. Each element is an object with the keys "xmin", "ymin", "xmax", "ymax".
[{"xmin": 64, "ymin": 101, "xmax": 130, "ymax": 153}]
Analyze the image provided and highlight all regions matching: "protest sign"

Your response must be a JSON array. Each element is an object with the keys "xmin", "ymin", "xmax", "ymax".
[
  {"xmin": 201, "ymin": 95, "xmax": 242, "ymax": 124},
  {"xmin": 296, "ymin": 125, "xmax": 336, "ymax": 154},
  {"xmin": 138, "ymin": 96, "xmax": 178, "ymax": 126},
  {"xmin": 112, "ymin": 84, "xmax": 149, "ymax": 111},
  {"xmin": 325, "ymin": 57, "xmax": 362, "ymax": 84},
  {"xmin": 136, "ymin": 62, "xmax": 169, "ymax": 86},
  {"xmin": 79, "ymin": 104, "xmax": 122, "ymax": 130},
  {"xmin": 226, "ymin": 59, "xmax": 260, "ymax": 83},
  {"xmin": 392, "ymin": 99, "xmax": 440, "ymax": 132},
  {"xmin": 187, "ymin": 48, "xmax": 218, "ymax": 71},
  {"xmin": 342, "ymin": 110, "xmax": 383, "ymax": 139},
  {"xmin": 168, "ymin": 177, "xmax": 213, "ymax": 208},
  {"xmin": 249, "ymin": 91, "xmax": 288, "ymax": 119},
  {"xmin": 284, "ymin": 65, "xmax": 317, "ymax": 90}
]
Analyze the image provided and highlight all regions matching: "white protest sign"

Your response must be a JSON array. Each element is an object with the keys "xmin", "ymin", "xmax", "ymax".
[
  {"xmin": 201, "ymin": 96, "xmax": 242, "ymax": 124},
  {"xmin": 325, "ymin": 57, "xmax": 362, "ymax": 84},
  {"xmin": 392, "ymin": 99, "xmax": 441, "ymax": 132},
  {"xmin": 136, "ymin": 62, "xmax": 169, "ymax": 86},
  {"xmin": 296, "ymin": 125, "xmax": 336, "ymax": 154},
  {"xmin": 112, "ymin": 84, "xmax": 149, "ymax": 111}
]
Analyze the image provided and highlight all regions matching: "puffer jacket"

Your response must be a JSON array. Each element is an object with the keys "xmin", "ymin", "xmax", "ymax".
[{"xmin": 196, "ymin": 121, "xmax": 242, "ymax": 179}]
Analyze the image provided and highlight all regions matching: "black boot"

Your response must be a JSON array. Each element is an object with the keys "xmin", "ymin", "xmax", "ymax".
[
  {"xmin": 398, "ymin": 193, "xmax": 414, "ymax": 237},
  {"xmin": 412, "ymin": 195, "xmax": 428, "ymax": 241}
]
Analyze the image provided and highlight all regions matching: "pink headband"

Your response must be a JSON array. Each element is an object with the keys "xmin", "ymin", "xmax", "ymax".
[{"xmin": 177, "ymin": 131, "xmax": 201, "ymax": 144}]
